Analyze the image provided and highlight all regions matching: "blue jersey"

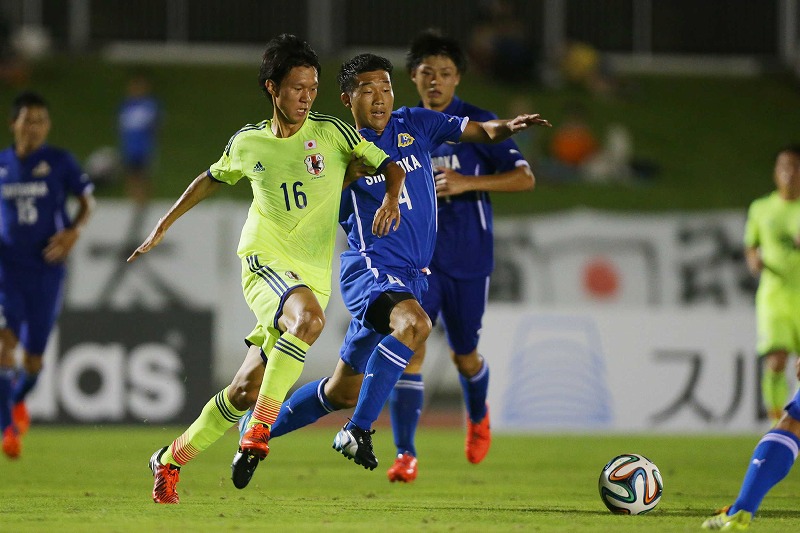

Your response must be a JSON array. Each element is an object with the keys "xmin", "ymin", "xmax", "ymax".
[
  {"xmin": 0, "ymin": 144, "xmax": 93, "ymax": 268},
  {"xmin": 118, "ymin": 95, "xmax": 160, "ymax": 162},
  {"xmin": 427, "ymin": 96, "xmax": 528, "ymax": 278},
  {"xmin": 339, "ymin": 106, "xmax": 467, "ymax": 273}
]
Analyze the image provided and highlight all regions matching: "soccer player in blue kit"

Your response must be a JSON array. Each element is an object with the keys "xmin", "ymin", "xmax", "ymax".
[
  {"xmin": 386, "ymin": 30, "xmax": 537, "ymax": 482},
  {"xmin": 0, "ymin": 91, "xmax": 95, "ymax": 458},
  {"xmin": 231, "ymin": 53, "xmax": 548, "ymax": 485}
]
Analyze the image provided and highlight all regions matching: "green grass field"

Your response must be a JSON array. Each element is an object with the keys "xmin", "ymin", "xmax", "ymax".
[{"xmin": 2, "ymin": 425, "xmax": 800, "ymax": 532}]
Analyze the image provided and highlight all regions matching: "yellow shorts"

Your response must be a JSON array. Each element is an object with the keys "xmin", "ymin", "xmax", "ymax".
[
  {"xmin": 240, "ymin": 254, "xmax": 331, "ymax": 353},
  {"xmin": 756, "ymin": 303, "xmax": 800, "ymax": 356}
]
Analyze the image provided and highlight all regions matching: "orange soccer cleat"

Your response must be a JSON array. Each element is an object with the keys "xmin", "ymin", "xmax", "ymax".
[
  {"xmin": 149, "ymin": 447, "xmax": 180, "ymax": 504},
  {"xmin": 387, "ymin": 452, "xmax": 418, "ymax": 483},
  {"xmin": 240, "ymin": 423, "xmax": 271, "ymax": 459},
  {"xmin": 2, "ymin": 426, "xmax": 20, "ymax": 459},
  {"xmin": 465, "ymin": 406, "xmax": 491, "ymax": 464},
  {"xmin": 12, "ymin": 402, "xmax": 30, "ymax": 435}
]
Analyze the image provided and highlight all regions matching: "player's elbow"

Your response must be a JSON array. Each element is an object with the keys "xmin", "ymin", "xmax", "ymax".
[{"xmin": 521, "ymin": 165, "xmax": 535, "ymax": 191}]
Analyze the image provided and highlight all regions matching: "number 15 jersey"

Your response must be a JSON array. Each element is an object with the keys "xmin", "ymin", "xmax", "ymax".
[{"xmin": 208, "ymin": 112, "xmax": 390, "ymax": 293}]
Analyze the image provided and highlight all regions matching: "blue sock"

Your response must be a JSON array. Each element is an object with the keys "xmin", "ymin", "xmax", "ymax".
[
  {"xmin": 0, "ymin": 368, "xmax": 14, "ymax": 431},
  {"xmin": 348, "ymin": 336, "xmax": 413, "ymax": 431},
  {"xmin": 729, "ymin": 429, "xmax": 800, "ymax": 515},
  {"xmin": 11, "ymin": 370, "xmax": 39, "ymax": 404},
  {"xmin": 459, "ymin": 359, "xmax": 489, "ymax": 423},
  {"xmin": 270, "ymin": 378, "xmax": 336, "ymax": 439},
  {"xmin": 389, "ymin": 373, "xmax": 423, "ymax": 456}
]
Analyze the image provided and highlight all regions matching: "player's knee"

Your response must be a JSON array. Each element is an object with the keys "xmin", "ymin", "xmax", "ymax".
[
  {"xmin": 287, "ymin": 311, "xmax": 325, "ymax": 344},
  {"xmin": 22, "ymin": 355, "xmax": 43, "ymax": 374},
  {"xmin": 227, "ymin": 381, "xmax": 258, "ymax": 411},
  {"xmin": 392, "ymin": 307, "xmax": 432, "ymax": 345},
  {"xmin": 765, "ymin": 352, "xmax": 788, "ymax": 373},
  {"xmin": 453, "ymin": 351, "xmax": 482, "ymax": 377}
]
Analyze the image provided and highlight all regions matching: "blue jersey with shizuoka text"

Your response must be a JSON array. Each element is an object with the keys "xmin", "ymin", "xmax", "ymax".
[
  {"xmin": 427, "ymin": 96, "xmax": 529, "ymax": 278},
  {"xmin": 339, "ymin": 106, "xmax": 467, "ymax": 274},
  {"xmin": 0, "ymin": 144, "xmax": 93, "ymax": 268}
]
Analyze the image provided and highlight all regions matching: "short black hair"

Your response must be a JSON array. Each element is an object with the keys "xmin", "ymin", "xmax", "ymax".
[
  {"xmin": 406, "ymin": 28, "xmax": 467, "ymax": 74},
  {"xmin": 10, "ymin": 90, "xmax": 48, "ymax": 121},
  {"xmin": 778, "ymin": 144, "xmax": 800, "ymax": 159},
  {"xmin": 258, "ymin": 34, "xmax": 321, "ymax": 96},
  {"xmin": 337, "ymin": 53, "xmax": 394, "ymax": 94}
]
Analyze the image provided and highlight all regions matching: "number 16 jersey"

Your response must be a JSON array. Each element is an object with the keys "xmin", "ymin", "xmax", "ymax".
[{"xmin": 209, "ymin": 112, "xmax": 390, "ymax": 294}]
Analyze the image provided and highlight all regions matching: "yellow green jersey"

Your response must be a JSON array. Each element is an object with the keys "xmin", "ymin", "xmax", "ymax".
[
  {"xmin": 745, "ymin": 191, "xmax": 800, "ymax": 298},
  {"xmin": 208, "ymin": 111, "xmax": 390, "ymax": 293}
]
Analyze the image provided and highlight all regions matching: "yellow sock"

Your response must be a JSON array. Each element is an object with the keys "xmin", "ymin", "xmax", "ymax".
[
  {"xmin": 161, "ymin": 387, "xmax": 247, "ymax": 467},
  {"xmin": 762, "ymin": 369, "xmax": 788, "ymax": 422},
  {"xmin": 249, "ymin": 333, "xmax": 309, "ymax": 429}
]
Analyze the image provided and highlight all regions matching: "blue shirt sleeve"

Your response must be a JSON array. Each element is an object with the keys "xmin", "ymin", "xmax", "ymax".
[
  {"xmin": 63, "ymin": 151, "xmax": 94, "ymax": 196},
  {"xmin": 467, "ymin": 106, "xmax": 528, "ymax": 173},
  {"xmin": 404, "ymin": 107, "xmax": 467, "ymax": 153}
]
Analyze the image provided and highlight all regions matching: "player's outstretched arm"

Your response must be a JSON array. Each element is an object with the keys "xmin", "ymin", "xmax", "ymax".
[
  {"xmin": 460, "ymin": 114, "xmax": 551, "ymax": 144},
  {"xmin": 372, "ymin": 161, "xmax": 405, "ymax": 236},
  {"xmin": 127, "ymin": 172, "xmax": 221, "ymax": 262},
  {"xmin": 434, "ymin": 165, "xmax": 534, "ymax": 197}
]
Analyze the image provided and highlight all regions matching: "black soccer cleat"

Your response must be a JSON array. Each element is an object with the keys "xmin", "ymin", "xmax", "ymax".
[
  {"xmin": 231, "ymin": 448, "xmax": 262, "ymax": 489},
  {"xmin": 332, "ymin": 424, "xmax": 378, "ymax": 470}
]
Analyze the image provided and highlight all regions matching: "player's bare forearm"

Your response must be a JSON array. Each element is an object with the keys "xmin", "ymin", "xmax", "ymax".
[
  {"xmin": 382, "ymin": 161, "xmax": 405, "ymax": 199},
  {"xmin": 435, "ymin": 165, "xmax": 534, "ymax": 197},
  {"xmin": 461, "ymin": 114, "xmax": 551, "ymax": 144},
  {"xmin": 744, "ymin": 246, "xmax": 763, "ymax": 277},
  {"xmin": 128, "ymin": 172, "xmax": 220, "ymax": 262},
  {"xmin": 372, "ymin": 161, "xmax": 405, "ymax": 236},
  {"xmin": 43, "ymin": 193, "xmax": 95, "ymax": 264}
]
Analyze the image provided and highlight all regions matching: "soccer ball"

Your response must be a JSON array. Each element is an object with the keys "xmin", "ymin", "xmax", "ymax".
[{"xmin": 598, "ymin": 453, "xmax": 663, "ymax": 515}]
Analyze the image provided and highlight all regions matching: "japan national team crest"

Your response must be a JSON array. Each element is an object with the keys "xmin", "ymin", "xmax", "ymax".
[{"xmin": 305, "ymin": 154, "xmax": 325, "ymax": 175}]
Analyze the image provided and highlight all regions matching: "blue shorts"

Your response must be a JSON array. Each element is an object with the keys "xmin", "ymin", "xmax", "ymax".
[
  {"xmin": 338, "ymin": 251, "xmax": 427, "ymax": 374},
  {"xmin": 0, "ymin": 261, "xmax": 65, "ymax": 355},
  {"xmin": 421, "ymin": 270, "xmax": 489, "ymax": 355}
]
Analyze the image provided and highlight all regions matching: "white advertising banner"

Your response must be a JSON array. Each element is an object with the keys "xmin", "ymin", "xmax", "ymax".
[
  {"xmin": 482, "ymin": 307, "xmax": 791, "ymax": 433},
  {"xmin": 43, "ymin": 202, "xmax": 775, "ymax": 428},
  {"xmin": 492, "ymin": 209, "xmax": 754, "ymax": 308}
]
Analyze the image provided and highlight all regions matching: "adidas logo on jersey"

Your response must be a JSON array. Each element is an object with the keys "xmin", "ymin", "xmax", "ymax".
[{"xmin": 253, "ymin": 161, "xmax": 265, "ymax": 172}]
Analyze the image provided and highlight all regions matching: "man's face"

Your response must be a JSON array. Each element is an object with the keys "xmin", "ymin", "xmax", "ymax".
[
  {"xmin": 774, "ymin": 151, "xmax": 800, "ymax": 197},
  {"xmin": 342, "ymin": 70, "xmax": 394, "ymax": 134},
  {"xmin": 11, "ymin": 105, "xmax": 50, "ymax": 153},
  {"xmin": 268, "ymin": 65, "xmax": 318, "ymax": 125},
  {"xmin": 410, "ymin": 54, "xmax": 460, "ymax": 111}
]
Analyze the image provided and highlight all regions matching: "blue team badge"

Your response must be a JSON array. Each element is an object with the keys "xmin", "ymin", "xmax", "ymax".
[
  {"xmin": 32, "ymin": 161, "xmax": 51, "ymax": 177},
  {"xmin": 397, "ymin": 133, "xmax": 415, "ymax": 147},
  {"xmin": 304, "ymin": 154, "xmax": 324, "ymax": 175}
]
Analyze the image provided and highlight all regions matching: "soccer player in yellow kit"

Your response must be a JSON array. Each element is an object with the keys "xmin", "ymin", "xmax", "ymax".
[
  {"xmin": 744, "ymin": 145, "xmax": 800, "ymax": 425},
  {"xmin": 128, "ymin": 34, "xmax": 405, "ymax": 504}
]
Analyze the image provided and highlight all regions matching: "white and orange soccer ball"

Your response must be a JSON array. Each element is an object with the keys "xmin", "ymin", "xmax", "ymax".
[{"xmin": 598, "ymin": 453, "xmax": 663, "ymax": 515}]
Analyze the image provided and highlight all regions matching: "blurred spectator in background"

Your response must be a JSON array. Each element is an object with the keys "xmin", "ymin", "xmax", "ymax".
[
  {"xmin": 541, "ymin": 102, "xmax": 599, "ymax": 182},
  {"xmin": 469, "ymin": 0, "xmax": 536, "ymax": 83},
  {"xmin": 0, "ymin": 15, "xmax": 30, "ymax": 88},
  {"xmin": 118, "ymin": 73, "xmax": 161, "ymax": 207},
  {"xmin": 559, "ymin": 41, "xmax": 617, "ymax": 97},
  {"xmin": 539, "ymin": 101, "xmax": 657, "ymax": 184}
]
